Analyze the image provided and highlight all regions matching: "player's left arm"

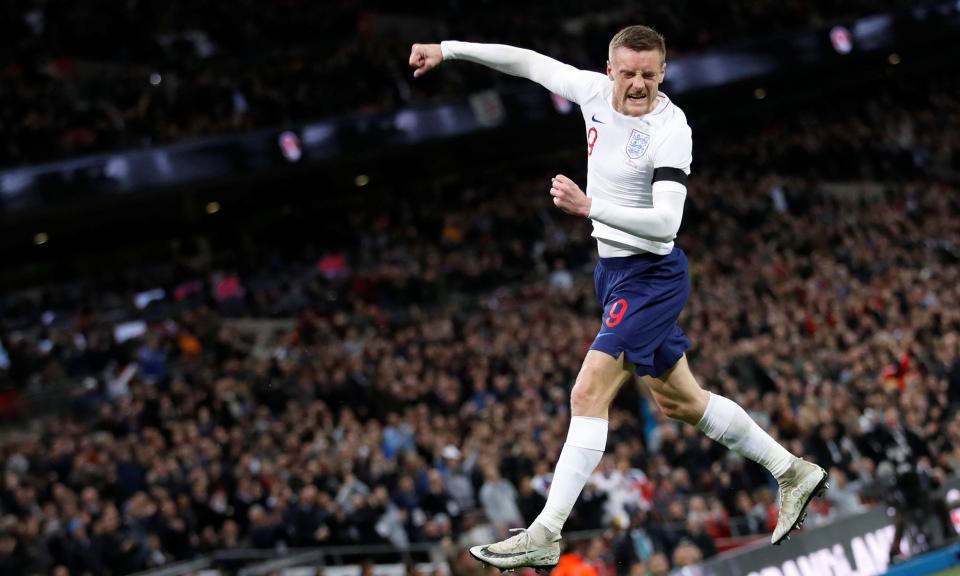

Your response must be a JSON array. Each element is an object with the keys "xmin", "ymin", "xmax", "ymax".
[{"xmin": 551, "ymin": 122, "xmax": 692, "ymax": 240}]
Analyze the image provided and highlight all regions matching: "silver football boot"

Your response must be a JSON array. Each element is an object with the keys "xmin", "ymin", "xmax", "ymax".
[
  {"xmin": 771, "ymin": 458, "xmax": 830, "ymax": 545},
  {"xmin": 470, "ymin": 528, "xmax": 561, "ymax": 572}
]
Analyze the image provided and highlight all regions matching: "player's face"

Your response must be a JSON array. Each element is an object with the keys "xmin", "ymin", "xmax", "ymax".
[{"xmin": 606, "ymin": 47, "xmax": 665, "ymax": 117}]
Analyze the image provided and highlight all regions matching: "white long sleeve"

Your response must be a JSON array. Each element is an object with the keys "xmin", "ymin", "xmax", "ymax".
[
  {"xmin": 440, "ymin": 41, "xmax": 601, "ymax": 104},
  {"xmin": 588, "ymin": 180, "xmax": 686, "ymax": 241}
]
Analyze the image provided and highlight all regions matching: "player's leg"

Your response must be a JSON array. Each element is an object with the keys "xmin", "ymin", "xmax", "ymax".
[
  {"xmin": 643, "ymin": 355, "xmax": 828, "ymax": 544},
  {"xmin": 643, "ymin": 355, "xmax": 794, "ymax": 472},
  {"xmin": 469, "ymin": 349, "xmax": 631, "ymax": 570},
  {"xmin": 531, "ymin": 349, "xmax": 632, "ymax": 533},
  {"xmin": 471, "ymin": 249, "xmax": 683, "ymax": 569}
]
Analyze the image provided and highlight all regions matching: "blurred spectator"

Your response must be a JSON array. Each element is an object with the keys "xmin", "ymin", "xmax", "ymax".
[
  {"xmin": 555, "ymin": 547, "xmax": 600, "ymax": 576},
  {"xmin": 682, "ymin": 518, "xmax": 718, "ymax": 560},
  {"xmin": 671, "ymin": 539, "xmax": 703, "ymax": 568},
  {"xmin": 646, "ymin": 553, "xmax": 670, "ymax": 576},
  {"xmin": 516, "ymin": 476, "xmax": 547, "ymax": 527},
  {"xmin": 825, "ymin": 468, "xmax": 867, "ymax": 519},
  {"xmin": 440, "ymin": 446, "xmax": 477, "ymax": 514},
  {"xmin": 479, "ymin": 466, "xmax": 522, "ymax": 535}
]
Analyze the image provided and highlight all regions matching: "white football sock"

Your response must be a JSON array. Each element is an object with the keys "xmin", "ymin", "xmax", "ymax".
[
  {"xmin": 530, "ymin": 416, "xmax": 607, "ymax": 542},
  {"xmin": 696, "ymin": 392, "xmax": 795, "ymax": 479}
]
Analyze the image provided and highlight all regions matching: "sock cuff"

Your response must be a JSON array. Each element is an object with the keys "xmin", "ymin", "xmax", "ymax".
[
  {"xmin": 698, "ymin": 391, "xmax": 739, "ymax": 440},
  {"xmin": 695, "ymin": 391, "xmax": 717, "ymax": 431},
  {"xmin": 565, "ymin": 416, "xmax": 608, "ymax": 451}
]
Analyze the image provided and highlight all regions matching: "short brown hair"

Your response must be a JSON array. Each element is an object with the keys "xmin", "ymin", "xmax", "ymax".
[{"xmin": 608, "ymin": 25, "xmax": 666, "ymax": 62}]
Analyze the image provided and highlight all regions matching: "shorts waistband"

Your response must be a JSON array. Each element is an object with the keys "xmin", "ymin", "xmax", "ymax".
[{"xmin": 598, "ymin": 251, "xmax": 668, "ymax": 269}]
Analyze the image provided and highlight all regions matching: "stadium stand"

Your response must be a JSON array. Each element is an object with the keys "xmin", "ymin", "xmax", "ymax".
[
  {"xmin": 1, "ymin": 2, "xmax": 959, "ymax": 575},
  {"xmin": 0, "ymin": 0, "xmax": 924, "ymax": 167}
]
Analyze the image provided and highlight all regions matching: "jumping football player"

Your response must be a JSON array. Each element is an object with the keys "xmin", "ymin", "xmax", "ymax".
[{"xmin": 409, "ymin": 26, "xmax": 828, "ymax": 570}]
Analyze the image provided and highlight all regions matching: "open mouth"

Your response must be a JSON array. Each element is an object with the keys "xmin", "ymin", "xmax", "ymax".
[{"xmin": 627, "ymin": 93, "xmax": 646, "ymax": 103}]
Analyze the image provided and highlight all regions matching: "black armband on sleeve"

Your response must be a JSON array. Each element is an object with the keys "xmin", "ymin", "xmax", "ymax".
[{"xmin": 652, "ymin": 167, "xmax": 688, "ymax": 186}]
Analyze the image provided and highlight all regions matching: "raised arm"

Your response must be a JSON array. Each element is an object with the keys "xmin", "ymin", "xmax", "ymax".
[{"xmin": 409, "ymin": 41, "xmax": 598, "ymax": 104}]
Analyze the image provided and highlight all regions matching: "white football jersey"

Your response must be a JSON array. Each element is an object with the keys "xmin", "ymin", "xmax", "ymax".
[
  {"xmin": 550, "ymin": 70, "xmax": 693, "ymax": 255},
  {"xmin": 438, "ymin": 42, "xmax": 692, "ymax": 256}
]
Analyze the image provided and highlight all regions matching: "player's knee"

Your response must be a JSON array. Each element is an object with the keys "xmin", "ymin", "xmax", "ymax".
[
  {"xmin": 570, "ymin": 368, "xmax": 613, "ymax": 415},
  {"xmin": 569, "ymin": 381, "xmax": 601, "ymax": 415}
]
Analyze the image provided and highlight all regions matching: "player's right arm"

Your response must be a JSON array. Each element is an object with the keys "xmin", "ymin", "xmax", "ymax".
[{"xmin": 409, "ymin": 42, "xmax": 599, "ymax": 105}]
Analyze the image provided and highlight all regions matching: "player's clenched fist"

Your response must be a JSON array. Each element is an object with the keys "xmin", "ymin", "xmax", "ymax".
[
  {"xmin": 409, "ymin": 44, "xmax": 444, "ymax": 77},
  {"xmin": 550, "ymin": 174, "xmax": 592, "ymax": 217}
]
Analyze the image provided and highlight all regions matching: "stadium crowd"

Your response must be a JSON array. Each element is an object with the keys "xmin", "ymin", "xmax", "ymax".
[
  {"xmin": 1, "ymin": 52, "xmax": 959, "ymax": 576},
  {"xmin": 0, "ymin": 0, "xmax": 921, "ymax": 167}
]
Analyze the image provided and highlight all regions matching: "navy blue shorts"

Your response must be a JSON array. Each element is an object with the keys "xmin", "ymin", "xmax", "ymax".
[{"xmin": 591, "ymin": 248, "xmax": 691, "ymax": 378}]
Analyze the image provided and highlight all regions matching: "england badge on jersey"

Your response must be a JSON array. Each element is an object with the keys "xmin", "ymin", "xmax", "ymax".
[{"xmin": 625, "ymin": 129, "xmax": 650, "ymax": 159}]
